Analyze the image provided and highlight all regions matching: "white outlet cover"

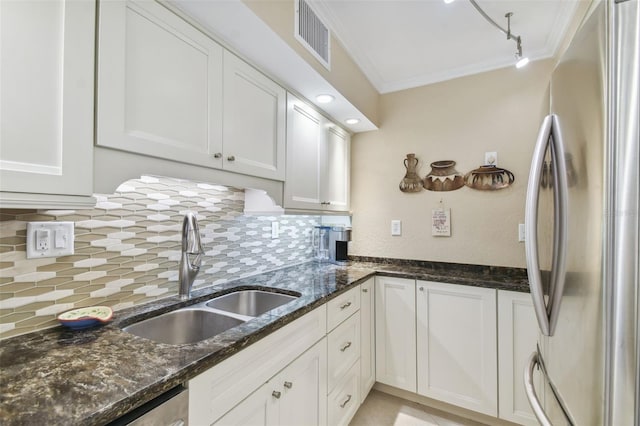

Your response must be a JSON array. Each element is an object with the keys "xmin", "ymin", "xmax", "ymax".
[
  {"xmin": 484, "ymin": 151, "xmax": 498, "ymax": 167},
  {"xmin": 26, "ymin": 222, "xmax": 74, "ymax": 258}
]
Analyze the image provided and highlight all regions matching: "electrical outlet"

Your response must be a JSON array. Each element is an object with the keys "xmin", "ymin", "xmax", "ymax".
[
  {"xmin": 391, "ymin": 220, "xmax": 402, "ymax": 236},
  {"xmin": 518, "ymin": 223, "xmax": 526, "ymax": 242},
  {"xmin": 27, "ymin": 222, "xmax": 74, "ymax": 258},
  {"xmin": 485, "ymin": 151, "xmax": 498, "ymax": 167}
]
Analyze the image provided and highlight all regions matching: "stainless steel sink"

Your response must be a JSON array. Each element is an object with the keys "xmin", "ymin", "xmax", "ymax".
[
  {"xmin": 123, "ymin": 308, "xmax": 245, "ymax": 345},
  {"xmin": 205, "ymin": 290, "xmax": 298, "ymax": 317}
]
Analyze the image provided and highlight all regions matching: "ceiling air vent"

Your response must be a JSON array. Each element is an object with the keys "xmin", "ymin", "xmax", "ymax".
[{"xmin": 295, "ymin": 0, "xmax": 330, "ymax": 69}]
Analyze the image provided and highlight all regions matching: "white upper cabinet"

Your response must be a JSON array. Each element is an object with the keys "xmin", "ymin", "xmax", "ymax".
[
  {"xmin": 97, "ymin": 0, "xmax": 223, "ymax": 168},
  {"xmin": 416, "ymin": 281, "xmax": 498, "ymax": 417},
  {"xmin": 97, "ymin": 0, "xmax": 285, "ymax": 181},
  {"xmin": 222, "ymin": 52, "xmax": 286, "ymax": 181},
  {"xmin": 322, "ymin": 124, "xmax": 350, "ymax": 211},
  {"xmin": 0, "ymin": 0, "xmax": 96, "ymax": 208},
  {"xmin": 284, "ymin": 94, "xmax": 351, "ymax": 212}
]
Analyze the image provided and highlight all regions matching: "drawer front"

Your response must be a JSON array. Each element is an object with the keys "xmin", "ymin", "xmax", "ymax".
[
  {"xmin": 327, "ymin": 286, "xmax": 360, "ymax": 332},
  {"xmin": 328, "ymin": 360, "xmax": 360, "ymax": 426},
  {"xmin": 327, "ymin": 311, "xmax": 360, "ymax": 393}
]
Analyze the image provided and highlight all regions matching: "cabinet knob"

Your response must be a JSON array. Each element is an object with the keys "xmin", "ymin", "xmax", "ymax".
[
  {"xmin": 283, "ymin": 381, "xmax": 293, "ymax": 389},
  {"xmin": 340, "ymin": 341, "xmax": 352, "ymax": 352},
  {"xmin": 340, "ymin": 301, "xmax": 352, "ymax": 310},
  {"xmin": 419, "ymin": 287, "xmax": 425, "ymax": 291},
  {"xmin": 227, "ymin": 155, "xmax": 236, "ymax": 162},
  {"xmin": 272, "ymin": 390, "xmax": 281, "ymax": 399},
  {"xmin": 362, "ymin": 288, "xmax": 368, "ymax": 293},
  {"xmin": 339, "ymin": 394, "xmax": 352, "ymax": 408},
  {"xmin": 213, "ymin": 152, "xmax": 222, "ymax": 159}
]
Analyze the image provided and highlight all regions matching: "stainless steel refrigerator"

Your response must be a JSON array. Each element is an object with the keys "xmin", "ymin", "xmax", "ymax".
[{"xmin": 523, "ymin": 0, "xmax": 639, "ymax": 425}]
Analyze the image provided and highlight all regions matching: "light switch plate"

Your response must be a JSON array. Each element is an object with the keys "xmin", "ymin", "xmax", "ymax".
[
  {"xmin": 518, "ymin": 223, "xmax": 526, "ymax": 242},
  {"xmin": 26, "ymin": 222, "xmax": 74, "ymax": 258},
  {"xmin": 391, "ymin": 220, "xmax": 402, "ymax": 236}
]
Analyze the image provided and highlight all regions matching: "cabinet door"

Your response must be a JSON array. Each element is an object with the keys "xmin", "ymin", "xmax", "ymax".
[
  {"xmin": 498, "ymin": 290, "xmax": 540, "ymax": 426},
  {"xmin": 97, "ymin": 0, "xmax": 224, "ymax": 169},
  {"xmin": 276, "ymin": 338, "xmax": 327, "ymax": 426},
  {"xmin": 375, "ymin": 276, "xmax": 416, "ymax": 392},
  {"xmin": 360, "ymin": 278, "xmax": 375, "ymax": 402},
  {"xmin": 214, "ymin": 382, "xmax": 278, "ymax": 426},
  {"xmin": 0, "ymin": 0, "xmax": 95, "ymax": 207},
  {"xmin": 321, "ymin": 125, "xmax": 350, "ymax": 211},
  {"xmin": 416, "ymin": 281, "xmax": 497, "ymax": 416},
  {"xmin": 283, "ymin": 95, "xmax": 323, "ymax": 210},
  {"xmin": 223, "ymin": 52, "xmax": 286, "ymax": 181}
]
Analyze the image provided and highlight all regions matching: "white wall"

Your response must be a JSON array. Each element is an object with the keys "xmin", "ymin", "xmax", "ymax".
[{"xmin": 350, "ymin": 59, "xmax": 555, "ymax": 268}]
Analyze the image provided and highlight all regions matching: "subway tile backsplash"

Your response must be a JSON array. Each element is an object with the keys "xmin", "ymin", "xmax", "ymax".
[{"xmin": 0, "ymin": 176, "xmax": 319, "ymax": 339}]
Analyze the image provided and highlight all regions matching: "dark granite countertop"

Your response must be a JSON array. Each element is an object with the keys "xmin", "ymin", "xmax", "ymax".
[{"xmin": 0, "ymin": 259, "xmax": 528, "ymax": 426}]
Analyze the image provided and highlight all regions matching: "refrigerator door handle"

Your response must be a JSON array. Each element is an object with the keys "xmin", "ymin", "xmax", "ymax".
[
  {"xmin": 524, "ymin": 351, "xmax": 552, "ymax": 426},
  {"xmin": 547, "ymin": 115, "xmax": 569, "ymax": 335},
  {"xmin": 525, "ymin": 115, "xmax": 553, "ymax": 336}
]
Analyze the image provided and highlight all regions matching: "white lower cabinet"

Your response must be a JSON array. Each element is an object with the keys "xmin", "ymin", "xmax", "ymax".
[
  {"xmin": 498, "ymin": 290, "xmax": 540, "ymax": 425},
  {"xmin": 375, "ymin": 276, "xmax": 417, "ymax": 392},
  {"xmin": 214, "ymin": 338, "xmax": 327, "ymax": 426},
  {"xmin": 416, "ymin": 280, "xmax": 498, "ymax": 416},
  {"xmin": 189, "ymin": 306, "xmax": 326, "ymax": 425},
  {"xmin": 359, "ymin": 278, "xmax": 375, "ymax": 402}
]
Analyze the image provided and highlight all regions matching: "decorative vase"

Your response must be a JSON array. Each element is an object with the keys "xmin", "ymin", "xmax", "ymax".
[
  {"xmin": 423, "ymin": 160, "xmax": 465, "ymax": 191},
  {"xmin": 399, "ymin": 153, "xmax": 423, "ymax": 193}
]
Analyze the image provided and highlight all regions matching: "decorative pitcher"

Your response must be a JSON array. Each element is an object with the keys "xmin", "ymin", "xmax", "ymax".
[{"xmin": 399, "ymin": 153, "xmax": 423, "ymax": 193}]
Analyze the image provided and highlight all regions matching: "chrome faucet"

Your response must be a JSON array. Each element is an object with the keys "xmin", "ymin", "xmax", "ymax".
[{"xmin": 178, "ymin": 212, "xmax": 204, "ymax": 300}]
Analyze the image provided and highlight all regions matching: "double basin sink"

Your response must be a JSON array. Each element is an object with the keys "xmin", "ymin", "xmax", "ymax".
[{"xmin": 123, "ymin": 290, "xmax": 300, "ymax": 345}]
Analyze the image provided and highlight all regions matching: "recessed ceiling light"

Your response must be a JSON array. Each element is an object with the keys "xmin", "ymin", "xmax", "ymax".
[
  {"xmin": 345, "ymin": 118, "xmax": 360, "ymax": 125},
  {"xmin": 316, "ymin": 94, "xmax": 335, "ymax": 104}
]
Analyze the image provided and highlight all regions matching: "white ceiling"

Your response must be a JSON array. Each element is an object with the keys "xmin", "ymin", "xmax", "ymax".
[{"xmin": 310, "ymin": 0, "xmax": 582, "ymax": 93}]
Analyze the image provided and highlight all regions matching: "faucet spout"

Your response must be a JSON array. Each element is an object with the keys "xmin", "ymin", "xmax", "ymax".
[{"xmin": 178, "ymin": 212, "xmax": 204, "ymax": 300}]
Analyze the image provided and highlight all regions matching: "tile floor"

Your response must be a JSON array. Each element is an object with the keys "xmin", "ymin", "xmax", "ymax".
[{"xmin": 350, "ymin": 390, "xmax": 488, "ymax": 426}]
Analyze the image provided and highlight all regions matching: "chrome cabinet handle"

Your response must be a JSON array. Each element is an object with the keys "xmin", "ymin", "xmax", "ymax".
[
  {"xmin": 524, "ymin": 351, "xmax": 552, "ymax": 426},
  {"xmin": 283, "ymin": 381, "xmax": 293, "ymax": 389},
  {"xmin": 340, "ymin": 341, "xmax": 352, "ymax": 352},
  {"xmin": 320, "ymin": 201, "xmax": 332, "ymax": 205},
  {"xmin": 339, "ymin": 394, "xmax": 352, "ymax": 408},
  {"xmin": 340, "ymin": 301, "xmax": 352, "ymax": 310},
  {"xmin": 272, "ymin": 390, "xmax": 281, "ymax": 399},
  {"xmin": 227, "ymin": 155, "xmax": 236, "ymax": 162},
  {"xmin": 213, "ymin": 153, "xmax": 222, "ymax": 159}
]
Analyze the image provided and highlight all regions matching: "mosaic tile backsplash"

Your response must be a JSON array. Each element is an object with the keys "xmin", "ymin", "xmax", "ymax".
[{"xmin": 0, "ymin": 176, "xmax": 320, "ymax": 339}]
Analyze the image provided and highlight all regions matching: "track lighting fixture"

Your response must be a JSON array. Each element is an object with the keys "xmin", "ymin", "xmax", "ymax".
[{"xmin": 444, "ymin": 0, "xmax": 529, "ymax": 68}]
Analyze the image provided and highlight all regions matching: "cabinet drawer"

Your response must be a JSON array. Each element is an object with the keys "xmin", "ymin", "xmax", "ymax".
[
  {"xmin": 327, "ymin": 286, "xmax": 360, "ymax": 332},
  {"xmin": 328, "ymin": 360, "xmax": 360, "ymax": 426},
  {"xmin": 327, "ymin": 311, "xmax": 360, "ymax": 393}
]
